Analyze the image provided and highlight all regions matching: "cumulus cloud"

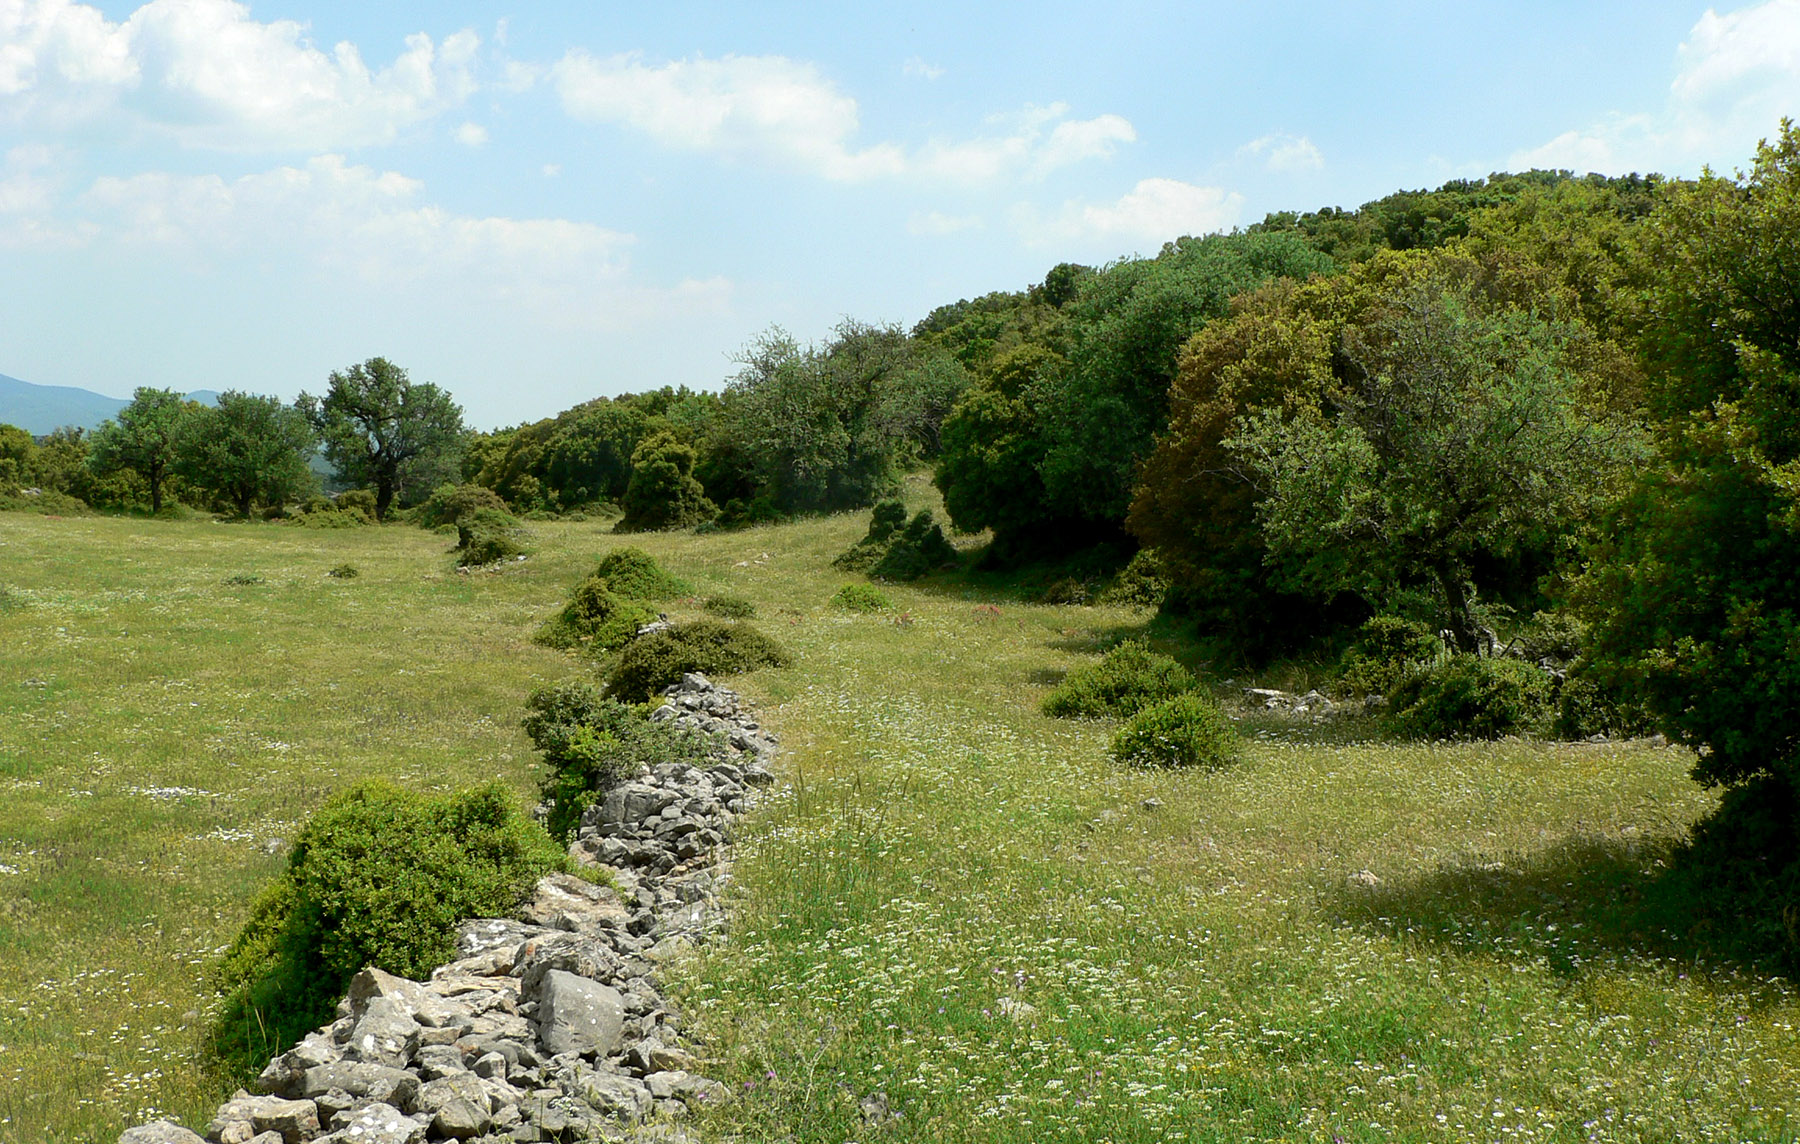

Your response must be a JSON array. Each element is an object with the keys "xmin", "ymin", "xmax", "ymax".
[
  {"xmin": 0, "ymin": 0, "xmax": 479, "ymax": 150},
  {"xmin": 455, "ymin": 121, "xmax": 488, "ymax": 146},
  {"xmin": 902, "ymin": 56, "xmax": 943, "ymax": 80},
  {"xmin": 1512, "ymin": 0, "xmax": 1800, "ymax": 174},
  {"xmin": 1237, "ymin": 132, "xmax": 1325, "ymax": 173},
  {"xmin": 552, "ymin": 50, "xmax": 1132, "ymax": 184},
  {"xmin": 44, "ymin": 154, "xmax": 729, "ymax": 327},
  {"xmin": 1018, "ymin": 177, "xmax": 1243, "ymax": 247}
]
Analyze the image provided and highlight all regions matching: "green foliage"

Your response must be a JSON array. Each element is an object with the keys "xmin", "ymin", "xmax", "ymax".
[
  {"xmin": 0, "ymin": 423, "xmax": 35, "ymax": 489},
  {"xmin": 522, "ymin": 681, "xmax": 718, "ymax": 840},
  {"xmin": 592, "ymin": 547, "xmax": 692, "ymax": 599},
  {"xmin": 300, "ymin": 358, "xmax": 466, "ymax": 520},
  {"xmin": 1042, "ymin": 639, "xmax": 1196, "ymax": 719},
  {"xmin": 616, "ymin": 431, "xmax": 717, "ymax": 532},
  {"xmin": 1110, "ymin": 692, "xmax": 1239, "ymax": 770},
  {"xmin": 86, "ymin": 388, "xmax": 195, "ymax": 514},
  {"xmin": 1040, "ymin": 577, "xmax": 1092, "ymax": 605},
  {"xmin": 289, "ymin": 492, "xmax": 372, "ymax": 529},
  {"xmin": 1096, "ymin": 549, "xmax": 1170, "ymax": 609},
  {"xmin": 0, "ymin": 486, "xmax": 89, "ymax": 515},
  {"xmin": 1221, "ymin": 260, "xmax": 1646, "ymax": 651},
  {"xmin": 335, "ymin": 489, "xmax": 378, "ymax": 516},
  {"xmin": 605, "ymin": 620, "xmax": 792, "ymax": 700},
  {"xmin": 221, "ymin": 572, "xmax": 264, "ymax": 586},
  {"xmin": 1339, "ymin": 616, "xmax": 1444, "ymax": 697},
  {"xmin": 327, "ymin": 563, "xmax": 359, "ymax": 579},
  {"xmin": 535, "ymin": 575, "xmax": 659, "ymax": 653},
  {"xmin": 417, "ymin": 482, "xmax": 511, "ymax": 529},
  {"xmin": 455, "ymin": 507, "xmax": 528, "ymax": 566},
  {"xmin": 830, "ymin": 583, "xmax": 892, "ymax": 612},
  {"xmin": 835, "ymin": 500, "xmax": 956, "ymax": 580},
  {"xmin": 709, "ymin": 321, "xmax": 960, "ymax": 517},
  {"xmin": 1661, "ymin": 777, "xmax": 1800, "ymax": 972},
  {"xmin": 1581, "ymin": 122, "xmax": 1800, "ymax": 796},
  {"xmin": 175, "ymin": 391, "xmax": 317, "ymax": 518},
  {"xmin": 211, "ymin": 782, "xmax": 562, "ymax": 1074},
  {"xmin": 1385, "ymin": 654, "xmax": 1553, "ymax": 740},
  {"xmin": 704, "ymin": 594, "xmax": 757, "ymax": 619}
]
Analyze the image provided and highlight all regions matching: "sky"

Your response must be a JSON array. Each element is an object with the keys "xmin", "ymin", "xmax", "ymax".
[{"xmin": 3, "ymin": 1, "xmax": 1799, "ymax": 430}]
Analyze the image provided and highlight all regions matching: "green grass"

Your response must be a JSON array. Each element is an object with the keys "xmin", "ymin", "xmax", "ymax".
[{"xmin": 2, "ymin": 479, "xmax": 1797, "ymax": 1142}]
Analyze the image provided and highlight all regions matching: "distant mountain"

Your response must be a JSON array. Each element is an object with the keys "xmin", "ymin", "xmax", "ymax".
[{"xmin": 0, "ymin": 374, "xmax": 220, "ymax": 436}]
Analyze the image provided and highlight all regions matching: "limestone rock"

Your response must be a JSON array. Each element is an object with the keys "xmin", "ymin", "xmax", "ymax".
[
  {"xmin": 313, "ymin": 1103, "xmax": 426, "ymax": 1144},
  {"xmin": 118, "ymin": 1122, "xmax": 206, "ymax": 1144},
  {"xmin": 533, "ymin": 970, "xmax": 624, "ymax": 1058}
]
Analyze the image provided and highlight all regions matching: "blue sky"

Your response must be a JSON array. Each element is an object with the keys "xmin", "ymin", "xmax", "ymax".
[{"xmin": 3, "ymin": 1, "xmax": 1798, "ymax": 429}]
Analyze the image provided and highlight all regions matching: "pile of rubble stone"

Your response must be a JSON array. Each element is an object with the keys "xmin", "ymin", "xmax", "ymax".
[{"xmin": 121, "ymin": 672, "xmax": 775, "ymax": 1144}]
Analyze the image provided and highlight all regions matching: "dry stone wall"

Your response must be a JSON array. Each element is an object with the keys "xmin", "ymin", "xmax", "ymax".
[{"xmin": 120, "ymin": 673, "xmax": 775, "ymax": 1144}]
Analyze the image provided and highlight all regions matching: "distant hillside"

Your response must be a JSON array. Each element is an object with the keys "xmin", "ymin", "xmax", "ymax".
[{"xmin": 0, "ymin": 374, "xmax": 220, "ymax": 435}]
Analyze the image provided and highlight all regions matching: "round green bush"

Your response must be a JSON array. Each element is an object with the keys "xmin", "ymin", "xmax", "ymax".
[
  {"xmin": 417, "ymin": 482, "xmax": 512, "ymax": 529},
  {"xmin": 831, "ymin": 583, "xmax": 892, "ymax": 612},
  {"xmin": 592, "ymin": 547, "xmax": 692, "ymax": 600},
  {"xmin": 1385, "ymin": 654, "xmax": 1554, "ymax": 740},
  {"xmin": 1338, "ymin": 615, "xmax": 1444, "ymax": 697},
  {"xmin": 456, "ymin": 507, "xmax": 528, "ymax": 566},
  {"xmin": 535, "ymin": 575, "xmax": 659, "ymax": 653},
  {"xmin": 605, "ymin": 619, "xmax": 792, "ymax": 700},
  {"xmin": 211, "ymin": 782, "xmax": 563, "ymax": 1076},
  {"xmin": 1042, "ymin": 639, "xmax": 1195, "ymax": 719},
  {"xmin": 1110, "ymin": 692, "xmax": 1239, "ymax": 769},
  {"xmin": 704, "ymin": 594, "xmax": 758, "ymax": 619}
]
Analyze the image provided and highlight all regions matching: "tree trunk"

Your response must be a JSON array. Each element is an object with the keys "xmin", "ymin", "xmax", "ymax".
[
  {"xmin": 237, "ymin": 488, "xmax": 254, "ymax": 518},
  {"xmin": 148, "ymin": 465, "xmax": 163, "ymax": 515},
  {"xmin": 375, "ymin": 479, "xmax": 394, "ymax": 522},
  {"xmin": 1434, "ymin": 560, "xmax": 1481, "ymax": 654}
]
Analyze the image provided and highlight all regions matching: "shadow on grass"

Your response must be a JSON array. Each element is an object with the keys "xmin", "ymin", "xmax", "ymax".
[{"xmin": 1323, "ymin": 831, "xmax": 1791, "ymax": 988}]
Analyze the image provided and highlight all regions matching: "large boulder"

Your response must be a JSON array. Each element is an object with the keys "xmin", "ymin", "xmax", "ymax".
[{"xmin": 533, "ymin": 969, "xmax": 625, "ymax": 1057}]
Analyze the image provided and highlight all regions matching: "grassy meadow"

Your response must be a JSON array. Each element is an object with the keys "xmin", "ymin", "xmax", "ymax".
[{"xmin": 1, "ymin": 483, "xmax": 1795, "ymax": 1142}]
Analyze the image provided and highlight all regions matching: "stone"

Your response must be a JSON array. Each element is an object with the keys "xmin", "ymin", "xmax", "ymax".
[
  {"xmin": 860, "ymin": 1091, "xmax": 897, "ymax": 1125},
  {"xmin": 414, "ymin": 1042, "xmax": 467, "ymax": 1081},
  {"xmin": 472, "ymin": 1051, "xmax": 508, "ymax": 1080},
  {"xmin": 245, "ymin": 1133, "xmax": 284, "ymax": 1144},
  {"xmin": 533, "ymin": 969, "xmax": 624, "ymax": 1058},
  {"xmin": 521, "ymin": 872, "xmax": 633, "ymax": 933},
  {"xmin": 248, "ymin": 1097, "xmax": 321, "ymax": 1144},
  {"xmin": 118, "ymin": 1122, "xmax": 206, "ymax": 1144},
  {"xmin": 344, "ymin": 995, "xmax": 421, "ymax": 1067},
  {"xmin": 313, "ymin": 1103, "xmax": 426, "ymax": 1144},
  {"xmin": 570, "ymin": 1069, "xmax": 651, "ymax": 1122},
  {"xmin": 299, "ymin": 1062, "xmax": 420, "ymax": 1111}
]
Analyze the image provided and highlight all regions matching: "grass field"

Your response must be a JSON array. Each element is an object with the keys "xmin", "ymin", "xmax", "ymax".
[{"xmin": 1, "ymin": 486, "xmax": 1793, "ymax": 1143}]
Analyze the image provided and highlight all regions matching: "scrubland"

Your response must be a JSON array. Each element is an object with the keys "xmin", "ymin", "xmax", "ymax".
[{"xmin": 0, "ymin": 491, "xmax": 1792, "ymax": 1142}]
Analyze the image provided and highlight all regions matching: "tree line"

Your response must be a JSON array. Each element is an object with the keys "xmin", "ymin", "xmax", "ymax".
[{"xmin": 0, "ymin": 358, "xmax": 465, "ymax": 521}]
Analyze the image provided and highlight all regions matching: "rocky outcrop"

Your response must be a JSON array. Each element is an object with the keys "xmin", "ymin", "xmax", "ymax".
[{"xmin": 123, "ymin": 673, "xmax": 772, "ymax": 1144}]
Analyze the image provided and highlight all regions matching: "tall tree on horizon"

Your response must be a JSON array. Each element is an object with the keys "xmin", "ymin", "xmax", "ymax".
[{"xmin": 300, "ymin": 358, "xmax": 466, "ymax": 520}]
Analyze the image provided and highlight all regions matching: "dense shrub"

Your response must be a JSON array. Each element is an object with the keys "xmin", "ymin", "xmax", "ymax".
[
  {"xmin": 535, "ymin": 575, "xmax": 660, "ymax": 654},
  {"xmin": 1663, "ymin": 777, "xmax": 1800, "ymax": 971},
  {"xmin": 1385, "ymin": 654, "xmax": 1554, "ymax": 740},
  {"xmin": 592, "ymin": 547, "xmax": 692, "ymax": 600},
  {"xmin": 830, "ymin": 583, "xmax": 892, "ymax": 613},
  {"xmin": 522, "ymin": 681, "xmax": 719, "ymax": 840},
  {"xmin": 456, "ymin": 507, "xmax": 529, "ymax": 566},
  {"xmin": 1097, "ymin": 549, "xmax": 1170, "ymax": 608},
  {"xmin": 0, "ymin": 487, "xmax": 89, "ymax": 515},
  {"xmin": 1110, "ymin": 692, "xmax": 1240, "ymax": 769},
  {"xmin": 605, "ymin": 620, "xmax": 792, "ymax": 700},
  {"xmin": 327, "ymin": 563, "xmax": 358, "ymax": 579},
  {"xmin": 704, "ymin": 594, "xmax": 757, "ymax": 619},
  {"xmin": 615, "ymin": 432, "xmax": 717, "ymax": 532},
  {"xmin": 335, "ymin": 488, "xmax": 379, "ymax": 517},
  {"xmin": 835, "ymin": 502, "xmax": 957, "ymax": 580},
  {"xmin": 211, "ymin": 782, "xmax": 563, "ymax": 1075},
  {"xmin": 1338, "ymin": 616, "xmax": 1444, "ymax": 697},
  {"xmin": 1042, "ymin": 639, "xmax": 1195, "ymax": 719},
  {"xmin": 417, "ymin": 482, "xmax": 511, "ymax": 529},
  {"xmin": 1041, "ymin": 577, "xmax": 1092, "ymax": 605}
]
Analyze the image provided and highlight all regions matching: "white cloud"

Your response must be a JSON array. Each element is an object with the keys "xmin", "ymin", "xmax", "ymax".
[
  {"xmin": 0, "ymin": 0, "xmax": 479, "ymax": 150},
  {"xmin": 541, "ymin": 162, "xmax": 560, "ymax": 177},
  {"xmin": 552, "ymin": 50, "xmax": 1131, "ymax": 184},
  {"xmin": 455, "ymin": 121, "xmax": 487, "ymax": 146},
  {"xmin": 1238, "ymin": 132, "xmax": 1324, "ymax": 173},
  {"xmin": 54, "ymin": 154, "xmax": 729, "ymax": 327},
  {"xmin": 907, "ymin": 209, "xmax": 981, "ymax": 236},
  {"xmin": 1512, "ymin": 0, "xmax": 1800, "ymax": 174},
  {"xmin": 1018, "ymin": 177, "xmax": 1244, "ymax": 246},
  {"xmin": 902, "ymin": 56, "xmax": 943, "ymax": 80}
]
